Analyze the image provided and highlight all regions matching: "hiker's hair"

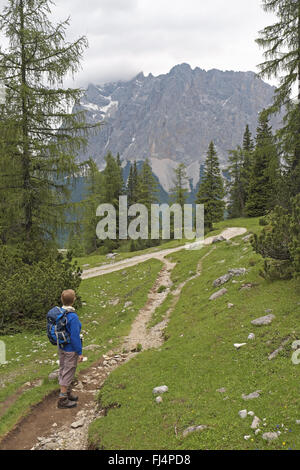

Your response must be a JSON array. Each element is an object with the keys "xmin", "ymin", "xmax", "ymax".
[{"xmin": 61, "ymin": 289, "xmax": 76, "ymax": 306}]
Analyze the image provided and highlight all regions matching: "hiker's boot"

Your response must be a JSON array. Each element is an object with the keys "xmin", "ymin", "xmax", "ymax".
[
  {"xmin": 67, "ymin": 391, "xmax": 79, "ymax": 402},
  {"xmin": 57, "ymin": 397, "xmax": 77, "ymax": 409}
]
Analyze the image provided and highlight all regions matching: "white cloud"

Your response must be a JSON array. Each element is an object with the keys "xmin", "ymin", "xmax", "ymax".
[{"xmin": 0, "ymin": 0, "xmax": 278, "ymax": 87}]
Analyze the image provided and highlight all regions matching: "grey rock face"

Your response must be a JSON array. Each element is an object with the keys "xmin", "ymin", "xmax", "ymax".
[
  {"xmin": 209, "ymin": 288, "xmax": 228, "ymax": 301},
  {"xmin": 251, "ymin": 314, "xmax": 275, "ymax": 326},
  {"xmin": 75, "ymin": 64, "xmax": 282, "ymax": 191}
]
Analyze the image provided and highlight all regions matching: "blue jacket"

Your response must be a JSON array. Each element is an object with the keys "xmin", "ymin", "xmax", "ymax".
[{"xmin": 59, "ymin": 309, "xmax": 82, "ymax": 355}]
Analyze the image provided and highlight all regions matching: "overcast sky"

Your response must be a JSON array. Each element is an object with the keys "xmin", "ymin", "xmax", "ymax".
[{"xmin": 1, "ymin": 0, "xmax": 277, "ymax": 87}]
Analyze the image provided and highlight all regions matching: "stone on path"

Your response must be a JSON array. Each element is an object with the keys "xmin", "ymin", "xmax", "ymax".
[
  {"xmin": 242, "ymin": 391, "xmax": 261, "ymax": 400},
  {"xmin": 183, "ymin": 425, "xmax": 207, "ymax": 438},
  {"xmin": 251, "ymin": 314, "xmax": 275, "ymax": 326},
  {"xmin": 212, "ymin": 235, "xmax": 226, "ymax": 244},
  {"xmin": 209, "ymin": 288, "xmax": 228, "ymax": 301},
  {"xmin": 71, "ymin": 418, "xmax": 85, "ymax": 429},
  {"xmin": 153, "ymin": 385, "xmax": 168, "ymax": 395}
]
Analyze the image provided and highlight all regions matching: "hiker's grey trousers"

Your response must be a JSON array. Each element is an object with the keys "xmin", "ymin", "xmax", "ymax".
[{"xmin": 59, "ymin": 350, "xmax": 78, "ymax": 387}]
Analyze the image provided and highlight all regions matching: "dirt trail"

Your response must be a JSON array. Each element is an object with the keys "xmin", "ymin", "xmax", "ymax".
[
  {"xmin": 0, "ymin": 227, "xmax": 246, "ymax": 450},
  {"xmin": 82, "ymin": 227, "xmax": 247, "ymax": 280}
]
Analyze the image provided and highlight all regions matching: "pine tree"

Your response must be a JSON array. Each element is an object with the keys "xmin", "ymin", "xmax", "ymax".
[
  {"xmin": 0, "ymin": 0, "xmax": 98, "ymax": 252},
  {"xmin": 138, "ymin": 159, "xmax": 158, "ymax": 209},
  {"xmin": 82, "ymin": 159, "xmax": 104, "ymax": 254},
  {"xmin": 243, "ymin": 124, "xmax": 255, "ymax": 153},
  {"xmin": 227, "ymin": 147, "xmax": 246, "ymax": 218},
  {"xmin": 196, "ymin": 142, "xmax": 225, "ymax": 231},
  {"xmin": 246, "ymin": 112, "xmax": 279, "ymax": 217},
  {"xmin": 169, "ymin": 163, "xmax": 189, "ymax": 208},
  {"xmin": 256, "ymin": 0, "xmax": 300, "ymax": 196}
]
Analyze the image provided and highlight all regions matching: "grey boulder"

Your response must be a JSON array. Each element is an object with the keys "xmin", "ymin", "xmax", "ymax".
[
  {"xmin": 251, "ymin": 314, "xmax": 275, "ymax": 326},
  {"xmin": 209, "ymin": 288, "xmax": 228, "ymax": 301}
]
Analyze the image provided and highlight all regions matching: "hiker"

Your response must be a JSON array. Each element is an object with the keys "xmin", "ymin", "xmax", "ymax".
[{"xmin": 56, "ymin": 289, "xmax": 83, "ymax": 409}]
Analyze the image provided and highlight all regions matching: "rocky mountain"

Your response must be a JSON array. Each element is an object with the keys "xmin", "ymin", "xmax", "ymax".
[{"xmin": 76, "ymin": 63, "xmax": 282, "ymax": 192}]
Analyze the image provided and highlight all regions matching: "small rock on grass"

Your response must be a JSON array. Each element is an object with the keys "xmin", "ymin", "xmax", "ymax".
[
  {"xmin": 251, "ymin": 314, "xmax": 275, "ymax": 326},
  {"xmin": 242, "ymin": 391, "xmax": 261, "ymax": 400},
  {"xmin": 239, "ymin": 410, "xmax": 248, "ymax": 419},
  {"xmin": 262, "ymin": 432, "xmax": 279, "ymax": 442},
  {"xmin": 251, "ymin": 416, "xmax": 260, "ymax": 429},
  {"xmin": 183, "ymin": 425, "xmax": 207, "ymax": 438},
  {"xmin": 153, "ymin": 385, "xmax": 168, "ymax": 395},
  {"xmin": 248, "ymin": 333, "xmax": 255, "ymax": 340},
  {"xmin": 228, "ymin": 303, "xmax": 234, "ymax": 309},
  {"xmin": 234, "ymin": 343, "xmax": 247, "ymax": 350},
  {"xmin": 156, "ymin": 396, "xmax": 163, "ymax": 404},
  {"xmin": 244, "ymin": 435, "xmax": 251, "ymax": 441},
  {"xmin": 216, "ymin": 387, "xmax": 226, "ymax": 394},
  {"xmin": 209, "ymin": 288, "xmax": 228, "ymax": 301}
]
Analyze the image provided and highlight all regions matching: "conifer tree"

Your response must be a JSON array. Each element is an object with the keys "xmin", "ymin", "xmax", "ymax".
[
  {"xmin": 138, "ymin": 159, "xmax": 158, "ymax": 209},
  {"xmin": 82, "ymin": 159, "xmax": 104, "ymax": 254},
  {"xmin": 169, "ymin": 163, "xmax": 189, "ymax": 208},
  {"xmin": 196, "ymin": 142, "xmax": 225, "ymax": 231},
  {"xmin": 0, "ymin": 0, "xmax": 98, "ymax": 251},
  {"xmin": 256, "ymin": 0, "xmax": 300, "ymax": 196},
  {"xmin": 246, "ymin": 112, "xmax": 279, "ymax": 217},
  {"xmin": 227, "ymin": 147, "xmax": 246, "ymax": 218}
]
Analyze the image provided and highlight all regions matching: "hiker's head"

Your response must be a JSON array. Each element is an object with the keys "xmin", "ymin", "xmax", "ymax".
[{"xmin": 61, "ymin": 289, "xmax": 76, "ymax": 306}]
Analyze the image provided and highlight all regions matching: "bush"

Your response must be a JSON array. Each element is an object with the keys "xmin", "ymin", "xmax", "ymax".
[
  {"xmin": 0, "ymin": 246, "xmax": 82, "ymax": 334},
  {"xmin": 252, "ymin": 195, "xmax": 300, "ymax": 280}
]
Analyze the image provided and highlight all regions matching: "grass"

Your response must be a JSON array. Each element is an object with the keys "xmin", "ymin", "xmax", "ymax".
[
  {"xmin": 0, "ymin": 258, "xmax": 162, "ymax": 439},
  {"xmin": 88, "ymin": 220, "xmax": 300, "ymax": 450}
]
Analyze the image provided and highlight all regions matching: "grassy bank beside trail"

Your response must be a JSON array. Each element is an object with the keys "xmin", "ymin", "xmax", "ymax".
[
  {"xmin": 0, "ymin": 259, "xmax": 162, "ymax": 439},
  {"xmin": 89, "ymin": 219, "xmax": 300, "ymax": 450}
]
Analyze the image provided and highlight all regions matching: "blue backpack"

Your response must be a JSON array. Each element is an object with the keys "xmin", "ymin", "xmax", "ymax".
[{"xmin": 47, "ymin": 307, "xmax": 71, "ymax": 347}]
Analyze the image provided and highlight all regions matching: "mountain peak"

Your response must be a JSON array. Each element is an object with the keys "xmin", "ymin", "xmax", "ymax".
[{"xmin": 169, "ymin": 63, "xmax": 192, "ymax": 75}]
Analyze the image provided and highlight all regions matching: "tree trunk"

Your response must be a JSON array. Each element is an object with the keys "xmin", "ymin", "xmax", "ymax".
[{"xmin": 20, "ymin": 0, "xmax": 32, "ymax": 237}]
